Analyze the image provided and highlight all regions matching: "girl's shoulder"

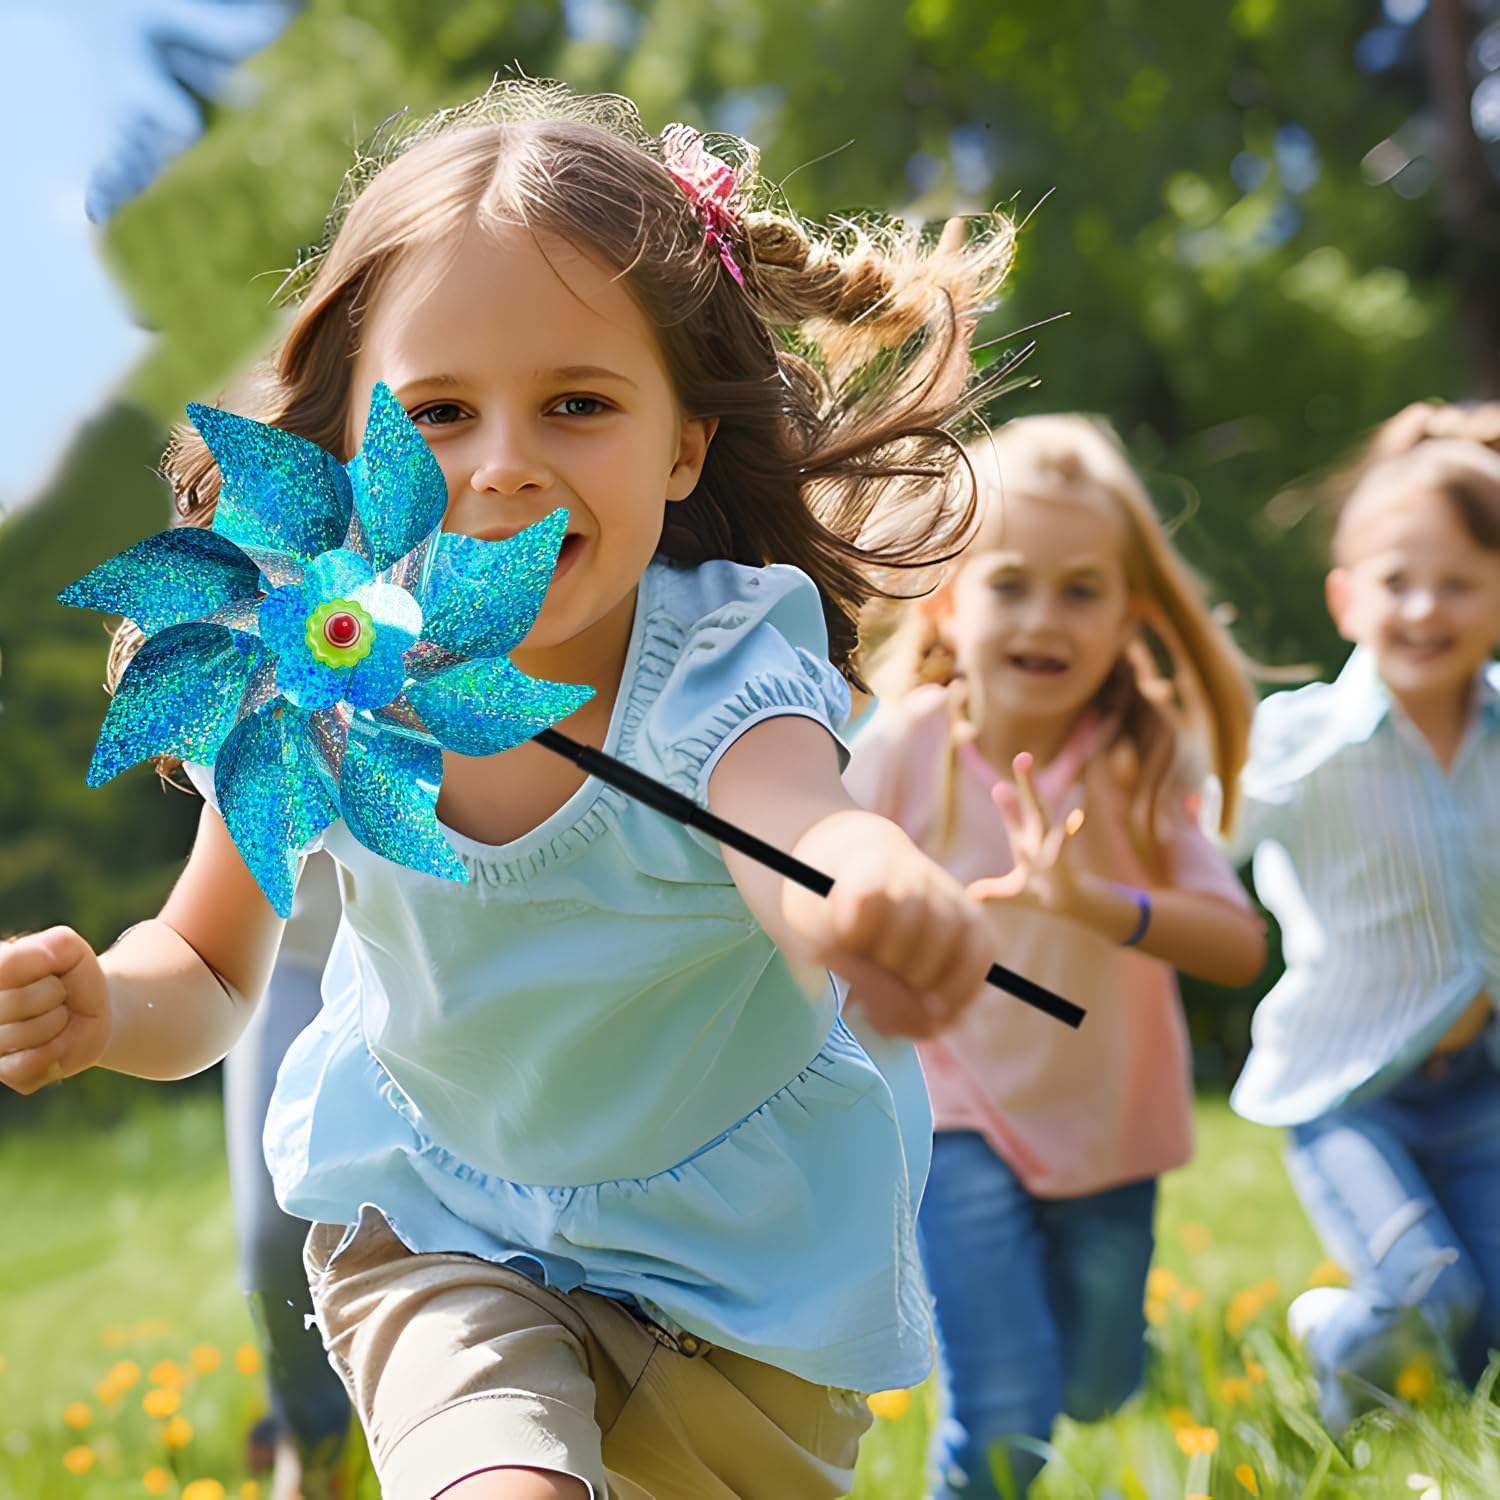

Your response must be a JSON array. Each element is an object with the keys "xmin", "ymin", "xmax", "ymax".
[
  {"xmin": 648, "ymin": 555, "xmax": 831, "ymax": 646},
  {"xmin": 635, "ymin": 556, "xmax": 853, "ymax": 798}
]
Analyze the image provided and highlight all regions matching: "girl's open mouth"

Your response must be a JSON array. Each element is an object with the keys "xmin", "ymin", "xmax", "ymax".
[{"xmin": 1008, "ymin": 652, "xmax": 1070, "ymax": 676}]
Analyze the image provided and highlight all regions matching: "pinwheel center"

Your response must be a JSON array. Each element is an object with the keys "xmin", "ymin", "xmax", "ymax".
[{"xmin": 323, "ymin": 610, "xmax": 361, "ymax": 649}]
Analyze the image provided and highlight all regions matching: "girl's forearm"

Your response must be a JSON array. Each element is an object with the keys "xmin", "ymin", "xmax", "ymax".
[
  {"xmin": 1070, "ymin": 873, "xmax": 1266, "ymax": 987},
  {"xmin": 97, "ymin": 918, "xmax": 258, "ymax": 1081}
]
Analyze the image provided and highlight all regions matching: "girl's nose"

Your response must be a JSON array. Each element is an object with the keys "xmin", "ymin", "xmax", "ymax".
[
  {"xmin": 1400, "ymin": 587, "xmax": 1437, "ymax": 621},
  {"xmin": 469, "ymin": 420, "xmax": 551, "ymax": 496}
]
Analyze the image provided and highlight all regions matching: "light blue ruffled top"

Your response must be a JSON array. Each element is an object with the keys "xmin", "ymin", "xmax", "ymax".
[{"xmin": 193, "ymin": 556, "xmax": 935, "ymax": 1392}]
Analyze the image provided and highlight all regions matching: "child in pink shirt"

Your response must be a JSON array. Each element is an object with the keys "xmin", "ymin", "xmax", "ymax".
[{"xmin": 845, "ymin": 415, "xmax": 1265, "ymax": 1497}]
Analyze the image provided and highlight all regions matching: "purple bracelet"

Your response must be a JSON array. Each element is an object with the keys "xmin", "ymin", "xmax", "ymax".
[{"xmin": 1118, "ymin": 886, "xmax": 1152, "ymax": 947}]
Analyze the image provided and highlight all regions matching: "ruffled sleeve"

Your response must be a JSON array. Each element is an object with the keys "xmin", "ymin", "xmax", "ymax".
[{"xmin": 641, "ymin": 560, "xmax": 853, "ymax": 804}]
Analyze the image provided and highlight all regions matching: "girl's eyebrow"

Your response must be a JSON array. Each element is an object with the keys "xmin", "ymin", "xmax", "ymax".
[
  {"xmin": 983, "ymin": 551, "xmax": 1109, "ymax": 573},
  {"xmin": 394, "ymin": 366, "xmax": 639, "ymax": 397}
]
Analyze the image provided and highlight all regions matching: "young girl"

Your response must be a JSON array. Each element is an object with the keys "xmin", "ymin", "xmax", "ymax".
[
  {"xmin": 844, "ymin": 415, "xmax": 1265, "ymax": 1498},
  {"xmin": 1231, "ymin": 408, "xmax": 1500, "ymax": 1432},
  {"xmin": 0, "ymin": 84, "xmax": 1017, "ymax": 1500}
]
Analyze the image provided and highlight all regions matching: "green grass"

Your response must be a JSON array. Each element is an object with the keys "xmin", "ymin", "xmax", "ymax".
[{"xmin": 1, "ymin": 1096, "xmax": 1495, "ymax": 1499}]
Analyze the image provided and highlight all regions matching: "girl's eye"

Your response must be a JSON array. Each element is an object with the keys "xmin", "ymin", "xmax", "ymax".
[
  {"xmin": 1383, "ymin": 572, "xmax": 1408, "ymax": 594},
  {"xmin": 1440, "ymin": 577, "xmax": 1475, "ymax": 596},
  {"xmin": 1064, "ymin": 583, "xmax": 1101, "ymax": 602},
  {"xmin": 551, "ymin": 395, "xmax": 608, "ymax": 417},
  {"xmin": 411, "ymin": 403, "xmax": 465, "ymax": 427},
  {"xmin": 990, "ymin": 577, "xmax": 1025, "ymax": 597}
]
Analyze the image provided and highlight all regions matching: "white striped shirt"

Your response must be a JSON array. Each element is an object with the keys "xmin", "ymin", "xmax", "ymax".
[{"xmin": 1228, "ymin": 647, "xmax": 1500, "ymax": 1126}]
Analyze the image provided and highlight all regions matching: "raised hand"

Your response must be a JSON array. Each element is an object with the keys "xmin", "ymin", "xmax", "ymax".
[{"xmin": 966, "ymin": 751, "xmax": 1087, "ymax": 914}]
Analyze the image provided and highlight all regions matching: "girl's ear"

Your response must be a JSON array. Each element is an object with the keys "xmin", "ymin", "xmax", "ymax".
[
  {"xmin": 1325, "ymin": 567, "xmax": 1355, "ymax": 641},
  {"xmin": 666, "ymin": 416, "xmax": 720, "ymax": 501},
  {"xmin": 920, "ymin": 579, "xmax": 958, "ymax": 646}
]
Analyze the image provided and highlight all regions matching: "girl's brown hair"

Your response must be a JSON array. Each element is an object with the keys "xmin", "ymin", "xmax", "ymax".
[
  {"xmin": 866, "ymin": 414, "xmax": 1256, "ymax": 861},
  {"xmin": 108, "ymin": 80, "xmax": 1013, "ymax": 706},
  {"xmin": 1349, "ymin": 400, "xmax": 1500, "ymax": 551}
]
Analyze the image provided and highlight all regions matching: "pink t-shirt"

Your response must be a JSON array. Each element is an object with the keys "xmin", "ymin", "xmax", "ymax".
[{"xmin": 843, "ymin": 684, "xmax": 1250, "ymax": 1198}]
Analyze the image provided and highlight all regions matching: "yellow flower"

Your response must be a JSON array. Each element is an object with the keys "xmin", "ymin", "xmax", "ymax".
[
  {"xmin": 866, "ymin": 1388, "xmax": 911, "ymax": 1419},
  {"xmin": 1165, "ymin": 1405, "xmax": 1198, "ymax": 1430},
  {"xmin": 1144, "ymin": 1296, "xmax": 1169, "ymax": 1328},
  {"xmin": 1178, "ymin": 1221, "xmax": 1213, "ymax": 1253},
  {"xmin": 63, "ymin": 1401, "xmax": 93, "ymax": 1430},
  {"xmin": 1219, "ymin": 1375, "xmax": 1252, "ymax": 1404},
  {"xmin": 241, "ymin": 1484, "xmax": 262, "ymax": 1500},
  {"xmin": 132, "ymin": 1318, "xmax": 171, "ymax": 1340},
  {"xmin": 190, "ymin": 1344, "xmax": 222, "ymax": 1375},
  {"xmin": 1174, "ymin": 1424, "xmax": 1220, "ymax": 1455},
  {"xmin": 143, "ymin": 1469, "xmax": 172, "ymax": 1495},
  {"xmin": 164, "ymin": 1415, "xmax": 194, "ymax": 1449},
  {"xmin": 1178, "ymin": 1287, "xmax": 1204, "ymax": 1313},
  {"xmin": 1245, "ymin": 1358, "xmax": 1266, "ymax": 1384},
  {"xmin": 149, "ymin": 1360, "xmax": 188, "ymax": 1390},
  {"xmin": 182, "ymin": 1481, "xmax": 226, "ymax": 1500},
  {"xmin": 234, "ymin": 1343, "xmax": 262, "ymax": 1376},
  {"xmin": 1396, "ymin": 1361, "xmax": 1434, "ymax": 1401},
  {"xmin": 63, "ymin": 1445, "xmax": 96, "ymax": 1474},
  {"xmin": 1236, "ymin": 1462, "xmax": 1261, "ymax": 1495},
  {"xmin": 1308, "ymin": 1258, "xmax": 1349, "ymax": 1288},
  {"xmin": 1146, "ymin": 1266, "xmax": 1179, "ymax": 1299},
  {"xmin": 102, "ymin": 1324, "xmax": 131, "ymax": 1351},
  {"xmin": 1188, "ymin": 1494, "xmax": 1212, "ymax": 1500},
  {"xmin": 143, "ymin": 1386, "xmax": 181, "ymax": 1419}
]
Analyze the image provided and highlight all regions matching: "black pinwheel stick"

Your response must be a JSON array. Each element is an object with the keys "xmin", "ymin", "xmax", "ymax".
[{"xmin": 535, "ymin": 728, "xmax": 1085, "ymax": 1029}]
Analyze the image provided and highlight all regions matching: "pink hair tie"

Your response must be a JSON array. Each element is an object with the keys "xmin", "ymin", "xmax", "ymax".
[{"xmin": 661, "ymin": 123, "xmax": 746, "ymax": 286}]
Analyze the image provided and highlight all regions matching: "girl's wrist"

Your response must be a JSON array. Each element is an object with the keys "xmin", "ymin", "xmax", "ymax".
[{"xmin": 1071, "ymin": 871, "xmax": 1152, "ymax": 946}]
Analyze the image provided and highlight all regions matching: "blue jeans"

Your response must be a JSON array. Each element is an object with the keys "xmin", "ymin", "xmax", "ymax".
[
  {"xmin": 1285, "ymin": 1032, "xmax": 1500, "ymax": 1432},
  {"xmin": 918, "ymin": 1131, "xmax": 1157, "ymax": 1498},
  {"xmin": 224, "ymin": 958, "xmax": 350, "ymax": 1460}
]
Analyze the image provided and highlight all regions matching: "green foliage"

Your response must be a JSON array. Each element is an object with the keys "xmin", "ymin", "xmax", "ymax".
[{"xmin": 4, "ymin": 0, "xmax": 1483, "ymax": 1061}]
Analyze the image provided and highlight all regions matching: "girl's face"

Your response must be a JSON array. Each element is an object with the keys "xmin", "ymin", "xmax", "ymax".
[
  {"xmin": 348, "ymin": 224, "xmax": 715, "ymax": 657},
  {"xmin": 937, "ymin": 488, "xmax": 1137, "ymax": 722},
  {"xmin": 1327, "ymin": 485, "xmax": 1500, "ymax": 703}
]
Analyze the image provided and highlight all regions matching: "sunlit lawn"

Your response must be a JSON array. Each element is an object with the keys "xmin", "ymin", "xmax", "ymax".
[{"xmin": 2, "ymin": 1094, "xmax": 1495, "ymax": 1499}]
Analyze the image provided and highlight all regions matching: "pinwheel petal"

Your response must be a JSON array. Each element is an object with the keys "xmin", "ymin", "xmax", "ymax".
[
  {"xmin": 215, "ymin": 707, "xmax": 339, "ymax": 918},
  {"xmin": 339, "ymin": 724, "xmax": 466, "ymax": 882},
  {"xmin": 302, "ymin": 548, "xmax": 375, "ymax": 600},
  {"xmin": 406, "ymin": 657, "xmax": 593, "ymax": 756},
  {"xmin": 189, "ymin": 403, "xmax": 353, "ymax": 564},
  {"xmin": 58, "ymin": 528, "xmax": 262, "ymax": 634},
  {"xmin": 346, "ymin": 383, "xmax": 448, "ymax": 572},
  {"xmin": 86, "ymin": 625, "xmax": 267, "ymax": 786},
  {"xmin": 415, "ymin": 509, "xmax": 568, "ymax": 662}
]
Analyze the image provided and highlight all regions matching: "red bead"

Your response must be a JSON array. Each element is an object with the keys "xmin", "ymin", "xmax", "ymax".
[{"xmin": 323, "ymin": 611, "xmax": 360, "ymax": 649}]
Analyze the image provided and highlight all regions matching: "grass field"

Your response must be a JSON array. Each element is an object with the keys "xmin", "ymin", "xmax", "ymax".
[{"xmin": 1, "ymin": 1093, "xmax": 1494, "ymax": 1500}]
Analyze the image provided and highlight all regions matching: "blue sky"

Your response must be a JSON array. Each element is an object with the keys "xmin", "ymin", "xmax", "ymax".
[{"xmin": 0, "ymin": 0, "xmax": 292, "ymax": 515}]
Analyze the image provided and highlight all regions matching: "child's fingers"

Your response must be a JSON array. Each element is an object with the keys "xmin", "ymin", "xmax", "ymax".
[
  {"xmin": 0, "ymin": 1032, "xmax": 68, "ymax": 1095},
  {"xmin": 936, "ymin": 216, "xmax": 968, "ymax": 255},
  {"xmin": 0, "ymin": 973, "xmax": 68, "ymax": 1025},
  {"xmin": 897, "ymin": 898, "xmax": 965, "ymax": 995},
  {"xmin": 0, "ymin": 1004, "xmax": 69, "ymax": 1058},
  {"xmin": 1009, "ymin": 752, "xmax": 1049, "ymax": 843},
  {"xmin": 964, "ymin": 868, "xmax": 1029, "ymax": 904}
]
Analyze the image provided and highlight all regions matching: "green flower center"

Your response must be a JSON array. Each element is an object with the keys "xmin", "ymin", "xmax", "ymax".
[{"xmin": 306, "ymin": 598, "xmax": 375, "ymax": 668}]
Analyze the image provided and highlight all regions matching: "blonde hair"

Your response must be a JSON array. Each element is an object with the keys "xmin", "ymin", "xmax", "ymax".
[
  {"xmin": 866, "ymin": 414, "xmax": 1255, "ymax": 862},
  {"xmin": 108, "ymin": 79, "xmax": 1015, "ymax": 716}
]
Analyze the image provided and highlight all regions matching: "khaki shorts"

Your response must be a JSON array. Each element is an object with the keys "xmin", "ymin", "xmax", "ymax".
[{"xmin": 305, "ymin": 1210, "xmax": 872, "ymax": 1500}]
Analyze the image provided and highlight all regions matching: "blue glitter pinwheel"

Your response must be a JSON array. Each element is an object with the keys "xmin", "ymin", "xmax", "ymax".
[{"xmin": 59, "ymin": 382, "xmax": 593, "ymax": 917}]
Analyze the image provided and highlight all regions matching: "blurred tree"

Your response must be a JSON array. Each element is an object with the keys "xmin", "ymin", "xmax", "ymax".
[{"xmin": 6, "ymin": 0, "xmax": 1493, "ymax": 1075}]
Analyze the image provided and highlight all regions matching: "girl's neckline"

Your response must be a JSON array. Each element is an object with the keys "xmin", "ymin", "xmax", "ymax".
[
  {"xmin": 956, "ymin": 708, "xmax": 1103, "ymax": 804},
  {"xmin": 431, "ymin": 560, "xmax": 656, "ymax": 862}
]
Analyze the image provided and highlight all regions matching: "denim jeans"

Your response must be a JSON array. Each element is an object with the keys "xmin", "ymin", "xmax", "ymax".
[
  {"xmin": 1285, "ymin": 1030, "xmax": 1500, "ymax": 1432},
  {"xmin": 224, "ymin": 958, "xmax": 351, "ymax": 1460},
  {"xmin": 918, "ymin": 1131, "xmax": 1157, "ymax": 1498}
]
